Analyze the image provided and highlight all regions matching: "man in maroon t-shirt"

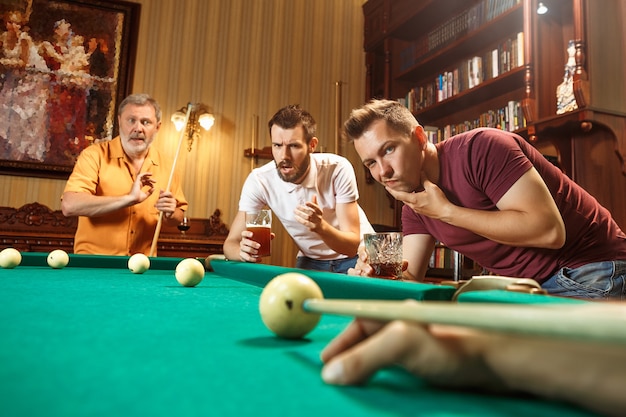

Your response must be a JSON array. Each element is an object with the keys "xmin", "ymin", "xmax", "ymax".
[{"xmin": 344, "ymin": 99, "xmax": 626, "ymax": 300}]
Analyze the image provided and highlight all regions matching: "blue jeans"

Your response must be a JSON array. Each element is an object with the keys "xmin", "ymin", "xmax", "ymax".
[
  {"xmin": 295, "ymin": 255, "xmax": 358, "ymax": 274},
  {"xmin": 541, "ymin": 260, "xmax": 626, "ymax": 300}
]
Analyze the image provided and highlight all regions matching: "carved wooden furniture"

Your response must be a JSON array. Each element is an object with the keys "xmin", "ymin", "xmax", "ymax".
[{"xmin": 0, "ymin": 202, "xmax": 229, "ymax": 258}]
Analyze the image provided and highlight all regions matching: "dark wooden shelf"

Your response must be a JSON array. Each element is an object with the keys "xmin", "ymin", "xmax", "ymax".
[
  {"xmin": 413, "ymin": 67, "xmax": 526, "ymax": 123},
  {"xmin": 244, "ymin": 146, "xmax": 273, "ymax": 160},
  {"xmin": 394, "ymin": 3, "xmax": 523, "ymax": 83},
  {"xmin": 388, "ymin": 0, "xmax": 468, "ymax": 41}
]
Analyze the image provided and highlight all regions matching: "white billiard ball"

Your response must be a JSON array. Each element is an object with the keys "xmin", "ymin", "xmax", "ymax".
[
  {"xmin": 175, "ymin": 258, "xmax": 205, "ymax": 287},
  {"xmin": 259, "ymin": 273, "xmax": 323, "ymax": 339},
  {"xmin": 0, "ymin": 247, "xmax": 22, "ymax": 269},
  {"xmin": 204, "ymin": 253, "xmax": 226, "ymax": 271},
  {"xmin": 128, "ymin": 253, "xmax": 150, "ymax": 274},
  {"xmin": 47, "ymin": 249, "xmax": 69, "ymax": 269}
]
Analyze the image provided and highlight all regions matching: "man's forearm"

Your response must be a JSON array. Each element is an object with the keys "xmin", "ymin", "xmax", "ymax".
[
  {"xmin": 61, "ymin": 192, "xmax": 136, "ymax": 217},
  {"xmin": 316, "ymin": 222, "xmax": 360, "ymax": 256}
]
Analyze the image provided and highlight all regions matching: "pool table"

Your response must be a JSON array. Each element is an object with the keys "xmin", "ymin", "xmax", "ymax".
[{"xmin": 0, "ymin": 252, "xmax": 594, "ymax": 417}]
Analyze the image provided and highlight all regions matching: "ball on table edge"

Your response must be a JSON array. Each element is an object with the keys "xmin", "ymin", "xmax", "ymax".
[
  {"xmin": 204, "ymin": 253, "xmax": 226, "ymax": 271},
  {"xmin": 47, "ymin": 249, "xmax": 69, "ymax": 269},
  {"xmin": 175, "ymin": 258, "xmax": 205, "ymax": 287},
  {"xmin": 0, "ymin": 247, "xmax": 22, "ymax": 269},
  {"xmin": 128, "ymin": 253, "xmax": 151, "ymax": 274},
  {"xmin": 259, "ymin": 273, "xmax": 323, "ymax": 339}
]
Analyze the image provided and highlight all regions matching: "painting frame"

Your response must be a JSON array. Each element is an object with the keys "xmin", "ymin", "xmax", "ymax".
[{"xmin": 0, "ymin": 0, "xmax": 140, "ymax": 179}]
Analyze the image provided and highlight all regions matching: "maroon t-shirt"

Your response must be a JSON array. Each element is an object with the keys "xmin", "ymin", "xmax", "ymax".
[{"xmin": 402, "ymin": 128, "xmax": 626, "ymax": 281}]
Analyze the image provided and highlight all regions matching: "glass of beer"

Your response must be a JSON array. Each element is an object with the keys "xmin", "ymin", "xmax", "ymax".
[
  {"xmin": 245, "ymin": 209, "xmax": 272, "ymax": 257},
  {"xmin": 364, "ymin": 232, "xmax": 403, "ymax": 279}
]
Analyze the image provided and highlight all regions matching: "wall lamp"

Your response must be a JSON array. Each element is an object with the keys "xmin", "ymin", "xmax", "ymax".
[
  {"xmin": 537, "ymin": 2, "xmax": 548, "ymax": 14},
  {"xmin": 171, "ymin": 103, "xmax": 215, "ymax": 151}
]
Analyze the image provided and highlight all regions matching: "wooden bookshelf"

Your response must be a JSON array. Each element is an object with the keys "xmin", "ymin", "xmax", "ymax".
[{"xmin": 363, "ymin": 0, "xmax": 626, "ymax": 232}]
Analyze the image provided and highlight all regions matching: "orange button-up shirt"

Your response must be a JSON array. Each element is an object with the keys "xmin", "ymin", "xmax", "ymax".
[{"xmin": 63, "ymin": 137, "xmax": 188, "ymax": 255}]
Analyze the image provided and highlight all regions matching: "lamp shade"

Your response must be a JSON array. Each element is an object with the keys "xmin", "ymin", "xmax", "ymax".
[
  {"xmin": 170, "ymin": 103, "xmax": 214, "ymax": 151},
  {"xmin": 171, "ymin": 110, "xmax": 187, "ymax": 131},
  {"xmin": 198, "ymin": 113, "xmax": 215, "ymax": 130}
]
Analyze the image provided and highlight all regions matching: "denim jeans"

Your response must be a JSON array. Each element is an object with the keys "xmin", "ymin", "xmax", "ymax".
[
  {"xmin": 295, "ymin": 255, "xmax": 358, "ymax": 274},
  {"xmin": 541, "ymin": 260, "xmax": 626, "ymax": 300}
]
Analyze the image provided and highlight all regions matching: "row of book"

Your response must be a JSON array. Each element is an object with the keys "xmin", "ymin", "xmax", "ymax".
[
  {"xmin": 489, "ymin": 32, "xmax": 524, "ymax": 78},
  {"xmin": 418, "ymin": 100, "xmax": 526, "ymax": 144},
  {"xmin": 441, "ymin": 100, "xmax": 527, "ymax": 141},
  {"xmin": 428, "ymin": 246, "xmax": 459, "ymax": 270},
  {"xmin": 401, "ymin": 32, "xmax": 524, "ymax": 113},
  {"xmin": 427, "ymin": 246, "xmax": 483, "ymax": 279},
  {"xmin": 399, "ymin": 0, "xmax": 521, "ymax": 72}
]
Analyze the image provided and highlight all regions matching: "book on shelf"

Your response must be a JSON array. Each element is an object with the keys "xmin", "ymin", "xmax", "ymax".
[
  {"xmin": 403, "ymin": 29, "xmax": 524, "ymax": 111},
  {"xmin": 516, "ymin": 32, "xmax": 525, "ymax": 67},
  {"xmin": 467, "ymin": 56, "xmax": 483, "ymax": 89},
  {"xmin": 427, "ymin": 243, "xmax": 483, "ymax": 279},
  {"xmin": 423, "ymin": 125, "xmax": 440, "ymax": 144},
  {"xmin": 429, "ymin": 245, "xmax": 454, "ymax": 269},
  {"xmin": 399, "ymin": 0, "xmax": 522, "ymax": 72},
  {"xmin": 398, "ymin": 97, "xmax": 526, "ymax": 140},
  {"xmin": 491, "ymin": 48, "xmax": 499, "ymax": 78},
  {"xmin": 399, "ymin": 29, "xmax": 526, "ymax": 134},
  {"xmin": 437, "ymin": 100, "xmax": 526, "ymax": 140}
]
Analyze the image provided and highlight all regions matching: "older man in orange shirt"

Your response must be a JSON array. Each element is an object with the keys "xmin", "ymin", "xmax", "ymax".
[{"xmin": 62, "ymin": 93, "xmax": 188, "ymax": 255}]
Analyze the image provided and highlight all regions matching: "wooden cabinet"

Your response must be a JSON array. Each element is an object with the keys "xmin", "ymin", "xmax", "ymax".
[
  {"xmin": 0, "ymin": 203, "xmax": 229, "ymax": 259},
  {"xmin": 363, "ymin": 0, "xmax": 626, "ymax": 230}
]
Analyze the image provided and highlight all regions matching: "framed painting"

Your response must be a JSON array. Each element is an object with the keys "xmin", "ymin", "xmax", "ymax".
[{"xmin": 0, "ymin": 0, "xmax": 140, "ymax": 179}]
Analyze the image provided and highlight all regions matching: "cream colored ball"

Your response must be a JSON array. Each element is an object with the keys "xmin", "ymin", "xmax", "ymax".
[
  {"xmin": 204, "ymin": 253, "xmax": 226, "ymax": 271},
  {"xmin": 47, "ymin": 249, "xmax": 69, "ymax": 269},
  {"xmin": 259, "ymin": 273, "xmax": 323, "ymax": 339},
  {"xmin": 0, "ymin": 247, "xmax": 22, "ymax": 269},
  {"xmin": 175, "ymin": 258, "xmax": 205, "ymax": 287},
  {"xmin": 128, "ymin": 253, "xmax": 151, "ymax": 274}
]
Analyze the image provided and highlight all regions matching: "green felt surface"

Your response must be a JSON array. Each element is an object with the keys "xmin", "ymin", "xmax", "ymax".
[
  {"xmin": 18, "ymin": 251, "xmax": 186, "ymax": 269},
  {"xmin": 210, "ymin": 258, "xmax": 457, "ymax": 301},
  {"xmin": 0, "ymin": 254, "xmax": 596, "ymax": 417}
]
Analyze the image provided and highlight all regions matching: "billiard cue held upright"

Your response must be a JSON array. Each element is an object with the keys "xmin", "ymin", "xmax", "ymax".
[
  {"xmin": 149, "ymin": 103, "xmax": 193, "ymax": 257},
  {"xmin": 302, "ymin": 299, "xmax": 626, "ymax": 345}
]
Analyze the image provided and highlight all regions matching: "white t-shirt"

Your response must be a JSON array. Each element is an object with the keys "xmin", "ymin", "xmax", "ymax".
[{"xmin": 239, "ymin": 153, "xmax": 374, "ymax": 260}]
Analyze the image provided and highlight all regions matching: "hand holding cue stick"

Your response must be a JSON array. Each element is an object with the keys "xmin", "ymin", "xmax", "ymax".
[
  {"xmin": 149, "ymin": 103, "xmax": 193, "ymax": 257},
  {"xmin": 303, "ymin": 299, "xmax": 626, "ymax": 344}
]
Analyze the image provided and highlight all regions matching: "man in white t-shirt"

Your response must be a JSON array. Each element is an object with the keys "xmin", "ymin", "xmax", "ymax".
[{"xmin": 223, "ymin": 104, "xmax": 374, "ymax": 273}]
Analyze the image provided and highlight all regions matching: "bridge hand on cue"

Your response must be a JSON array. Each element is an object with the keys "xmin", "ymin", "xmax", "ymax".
[{"xmin": 149, "ymin": 103, "xmax": 193, "ymax": 257}]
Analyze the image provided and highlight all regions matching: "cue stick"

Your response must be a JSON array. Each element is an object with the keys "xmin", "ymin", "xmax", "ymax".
[
  {"xmin": 302, "ymin": 299, "xmax": 626, "ymax": 345},
  {"xmin": 149, "ymin": 103, "xmax": 193, "ymax": 257},
  {"xmin": 251, "ymin": 114, "xmax": 258, "ymax": 172},
  {"xmin": 334, "ymin": 81, "xmax": 342, "ymax": 154}
]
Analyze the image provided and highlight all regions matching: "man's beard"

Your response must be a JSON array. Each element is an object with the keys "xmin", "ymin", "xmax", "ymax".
[{"xmin": 276, "ymin": 154, "xmax": 311, "ymax": 183}]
